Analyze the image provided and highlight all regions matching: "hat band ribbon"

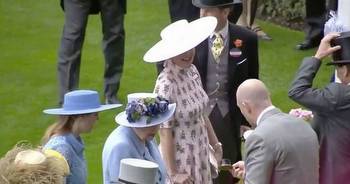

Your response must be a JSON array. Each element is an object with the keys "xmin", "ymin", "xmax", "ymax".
[{"xmin": 118, "ymin": 178, "xmax": 138, "ymax": 184}]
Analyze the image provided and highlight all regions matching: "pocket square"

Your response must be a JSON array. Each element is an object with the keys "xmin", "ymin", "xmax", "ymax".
[{"xmin": 237, "ymin": 58, "xmax": 247, "ymax": 65}]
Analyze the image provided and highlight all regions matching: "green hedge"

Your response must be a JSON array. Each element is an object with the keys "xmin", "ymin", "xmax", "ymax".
[
  {"xmin": 259, "ymin": 0, "xmax": 305, "ymax": 29},
  {"xmin": 261, "ymin": 0, "xmax": 305, "ymax": 21}
]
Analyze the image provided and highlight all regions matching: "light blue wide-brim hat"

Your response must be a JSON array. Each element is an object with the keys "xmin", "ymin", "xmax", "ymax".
[
  {"xmin": 115, "ymin": 93, "xmax": 176, "ymax": 128},
  {"xmin": 43, "ymin": 90, "xmax": 122, "ymax": 115}
]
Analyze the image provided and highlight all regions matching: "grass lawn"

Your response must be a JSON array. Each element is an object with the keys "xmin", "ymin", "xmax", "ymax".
[{"xmin": 0, "ymin": 0, "xmax": 334, "ymax": 183}]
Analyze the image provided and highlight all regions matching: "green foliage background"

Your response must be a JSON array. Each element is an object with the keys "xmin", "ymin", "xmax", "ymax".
[{"xmin": 261, "ymin": 0, "xmax": 305, "ymax": 22}]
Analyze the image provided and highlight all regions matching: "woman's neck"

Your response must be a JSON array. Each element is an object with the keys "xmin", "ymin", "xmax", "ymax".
[
  {"xmin": 71, "ymin": 125, "xmax": 81, "ymax": 137},
  {"xmin": 132, "ymin": 128, "xmax": 146, "ymax": 144}
]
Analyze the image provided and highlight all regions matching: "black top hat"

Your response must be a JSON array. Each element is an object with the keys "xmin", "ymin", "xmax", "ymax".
[
  {"xmin": 327, "ymin": 31, "xmax": 350, "ymax": 65},
  {"xmin": 192, "ymin": 0, "xmax": 234, "ymax": 8}
]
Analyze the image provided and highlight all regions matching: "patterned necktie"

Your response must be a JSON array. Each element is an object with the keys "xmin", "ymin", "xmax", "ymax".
[{"xmin": 211, "ymin": 33, "xmax": 224, "ymax": 63}]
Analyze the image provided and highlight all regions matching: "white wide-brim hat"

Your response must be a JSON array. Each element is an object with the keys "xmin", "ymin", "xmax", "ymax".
[
  {"xmin": 119, "ymin": 158, "xmax": 159, "ymax": 184},
  {"xmin": 43, "ymin": 90, "xmax": 122, "ymax": 115},
  {"xmin": 115, "ymin": 93, "xmax": 176, "ymax": 128},
  {"xmin": 143, "ymin": 16, "xmax": 217, "ymax": 62}
]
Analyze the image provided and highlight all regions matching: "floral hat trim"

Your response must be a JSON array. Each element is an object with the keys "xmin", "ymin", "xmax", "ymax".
[{"xmin": 126, "ymin": 96, "xmax": 170, "ymax": 124}]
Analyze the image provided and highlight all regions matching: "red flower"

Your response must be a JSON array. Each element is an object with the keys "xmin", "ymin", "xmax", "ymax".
[{"xmin": 234, "ymin": 39, "xmax": 243, "ymax": 48}]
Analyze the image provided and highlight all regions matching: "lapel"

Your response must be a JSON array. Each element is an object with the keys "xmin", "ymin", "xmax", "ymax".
[
  {"xmin": 126, "ymin": 127, "xmax": 147, "ymax": 157},
  {"xmin": 66, "ymin": 133, "xmax": 85, "ymax": 156},
  {"xmin": 227, "ymin": 23, "xmax": 239, "ymax": 89},
  {"xmin": 196, "ymin": 39, "xmax": 209, "ymax": 89}
]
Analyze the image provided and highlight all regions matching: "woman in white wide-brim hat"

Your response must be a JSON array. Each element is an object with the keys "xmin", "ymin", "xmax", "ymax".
[
  {"xmin": 41, "ymin": 90, "xmax": 122, "ymax": 184},
  {"xmin": 102, "ymin": 93, "xmax": 175, "ymax": 184},
  {"xmin": 144, "ymin": 16, "xmax": 222, "ymax": 184}
]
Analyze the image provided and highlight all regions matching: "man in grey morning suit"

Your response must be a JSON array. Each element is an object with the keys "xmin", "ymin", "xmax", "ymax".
[
  {"xmin": 289, "ymin": 32, "xmax": 350, "ymax": 184},
  {"xmin": 58, "ymin": 0, "xmax": 126, "ymax": 105},
  {"xmin": 231, "ymin": 79, "xmax": 319, "ymax": 184}
]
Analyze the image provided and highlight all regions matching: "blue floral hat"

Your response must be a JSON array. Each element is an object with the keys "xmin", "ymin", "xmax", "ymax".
[
  {"xmin": 43, "ymin": 90, "xmax": 122, "ymax": 115},
  {"xmin": 115, "ymin": 93, "xmax": 176, "ymax": 128}
]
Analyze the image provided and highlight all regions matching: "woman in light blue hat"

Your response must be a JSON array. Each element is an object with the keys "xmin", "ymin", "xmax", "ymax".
[{"xmin": 41, "ymin": 90, "xmax": 122, "ymax": 184}]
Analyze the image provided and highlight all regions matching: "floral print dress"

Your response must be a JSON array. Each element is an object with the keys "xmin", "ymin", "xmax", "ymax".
[{"xmin": 154, "ymin": 60, "xmax": 212, "ymax": 183}]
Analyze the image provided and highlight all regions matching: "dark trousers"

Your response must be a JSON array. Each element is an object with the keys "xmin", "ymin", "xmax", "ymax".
[
  {"xmin": 168, "ymin": 0, "xmax": 200, "ymax": 22},
  {"xmin": 58, "ymin": 0, "xmax": 125, "ymax": 104},
  {"xmin": 210, "ymin": 105, "xmax": 241, "ymax": 184},
  {"xmin": 304, "ymin": 0, "xmax": 337, "ymax": 43}
]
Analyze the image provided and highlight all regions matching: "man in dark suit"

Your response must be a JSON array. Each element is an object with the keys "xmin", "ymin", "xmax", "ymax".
[
  {"xmin": 157, "ymin": 0, "xmax": 244, "ymax": 74},
  {"xmin": 58, "ymin": 0, "xmax": 126, "ymax": 104},
  {"xmin": 232, "ymin": 79, "xmax": 319, "ymax": 184},
  {"xmin": 296, "ymin": 0, "xmax": 338, "ymax": 50},
  {"xmin": 289, "ymin": 32, "xmax": 350, "ymax": 184},
  {"xmin": 192, "ymin": 0, "xmax": 259, "ymax": 183}
]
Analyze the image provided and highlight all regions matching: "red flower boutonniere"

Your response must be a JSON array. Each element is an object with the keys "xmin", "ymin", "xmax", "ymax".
[
  {"xmin": 230, "ymin": 39, "xmax": 243, "ymax": 57},
  {"xmin": 234, "ymin": 39, "xmax": 243, "ymax": 48}
]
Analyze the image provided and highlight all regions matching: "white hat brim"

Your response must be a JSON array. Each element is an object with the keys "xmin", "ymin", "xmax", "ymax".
[
  {"xmin": 144, "ymin": 16, "xmax": 217, "ymax": 62},
  {"xmin": 43, "ymin": 104, "xmax": 122, "ymax": 115},
  {"xmin": 115, "ymin": 103, "xmax": 176, "ymax": 128}
]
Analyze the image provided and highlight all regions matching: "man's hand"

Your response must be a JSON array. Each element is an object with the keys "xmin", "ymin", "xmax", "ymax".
[
  {"xmin": 314, "ymin": 33, "xmax": 341, "ymax": 60},
  {"xmin": 230, "ymin": 161, "xmax": 245, "ymax": 179}
]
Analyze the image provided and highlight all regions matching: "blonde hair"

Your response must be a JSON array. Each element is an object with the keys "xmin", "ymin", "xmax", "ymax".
[
  {"xmin": 41, "ymin": 115, "xmax": 76, "ymax": 145},
  {"xmin": 0, "ymin": 143, "xmax": 65, "ymax": 184}
]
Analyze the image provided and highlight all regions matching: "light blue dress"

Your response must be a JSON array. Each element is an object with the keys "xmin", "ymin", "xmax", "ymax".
[
  {"xmin": 44, "ymin": 133, "xmax": 87, "ymax": 184},
  {"xmin": 102, "ymin": 126, "xmax": 167, "ymax": 184}
]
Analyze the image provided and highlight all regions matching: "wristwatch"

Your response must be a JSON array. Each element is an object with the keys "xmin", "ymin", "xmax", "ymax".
[{"xmin": 213, "ymin": 142, "xmax": 222, "ymax": 151}]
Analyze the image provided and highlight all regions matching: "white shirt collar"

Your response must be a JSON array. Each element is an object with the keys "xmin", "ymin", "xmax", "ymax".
[
  {"xmin": 256, "ymin": 105, "xmax": 275, "ymax": 126},
  {"xmin": 210, "ymin": 21, "xmax": 228, "ymax": 41}
]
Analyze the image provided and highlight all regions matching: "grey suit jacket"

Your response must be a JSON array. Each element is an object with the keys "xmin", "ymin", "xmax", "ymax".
[
  {"xmin": 289, "ymin": 57, "xmax": 350, "ymax": 184},
  {"xmin": 244, "ymin": 108, "xmax": 319, "ymax": 184}
]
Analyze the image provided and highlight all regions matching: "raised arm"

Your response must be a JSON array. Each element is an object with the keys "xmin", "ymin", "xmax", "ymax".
[{"xmin": 288, "ymin": 33, "xmax": 342, "ymax": 111}]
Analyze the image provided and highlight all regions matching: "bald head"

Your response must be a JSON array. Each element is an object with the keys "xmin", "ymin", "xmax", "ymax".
[{"xmin": 236, "ymin": 79, "xmax": 272, "ymax": 110}]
